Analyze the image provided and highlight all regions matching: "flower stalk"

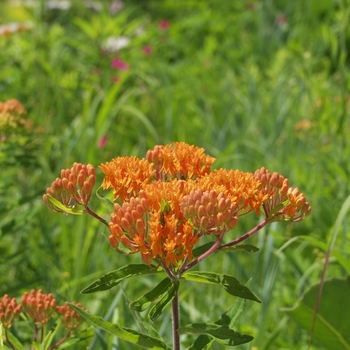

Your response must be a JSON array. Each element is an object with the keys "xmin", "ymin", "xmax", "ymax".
[{"xmin": 42, "ymin": 142, "xmax": 311, "ymax": 349}]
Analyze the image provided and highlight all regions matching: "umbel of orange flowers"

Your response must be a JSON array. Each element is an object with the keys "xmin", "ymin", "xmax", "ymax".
[{"xmin": 43, "ymin": 142, "xmax": 311, "ymax": 274}]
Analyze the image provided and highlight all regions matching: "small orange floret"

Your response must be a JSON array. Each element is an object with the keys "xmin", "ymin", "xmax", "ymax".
[
  {"xmin": 146, "ymin": 142, "xmax": 216, "ymax": 179},
  {"xmin": 100, "ymin": 156, "xmax": 155, "ymax": 201},
  {"xmin": 21, "ymin": 289, "xmax": 56, "ymax": 324},
  {"xmin": 254, "ymin": 167, "xmax": 311, "ymax": 222},
  {"xmin": 44, "ymin": 163, "xmax": 96, "ymax": 212}
]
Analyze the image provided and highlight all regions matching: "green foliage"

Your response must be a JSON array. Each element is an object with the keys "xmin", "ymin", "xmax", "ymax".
[
  {"xmin": 68, "ymin": 303, "xmax": 171, "ymax": 350},
  {"xmin": 284, "ymin": 276, "xmax": 350, "ymax": 350},
  {"xmin": 1, "ymin": 0, "xmax": 350, "ymax": 348}
]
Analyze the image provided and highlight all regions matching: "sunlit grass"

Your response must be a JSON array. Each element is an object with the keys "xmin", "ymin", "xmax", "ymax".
[{"xmin": 1, "ymin": 0, "xmax": 349, "ymax": 349}]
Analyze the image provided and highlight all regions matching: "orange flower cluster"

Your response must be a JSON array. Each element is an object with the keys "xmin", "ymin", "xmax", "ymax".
[
  {"xmin": 100, "ymin": 156, "xmax": 155, "ymax": 201},
  {"xmin": 254, "ymin": 167, "xmax": 311, "ymax": 222},
  {"xmin": 0, "ymin": 294, "xmax": 22, "ymax": 329},
  {"xmin": 101, "ymin": 143, "xmax": 286, "ymax": 268},
  {"xmin": 45, "ymin": 142, "xmax": 311, "ymax": 270},
  {"xmin": 0, "ymin": 99, "xmax": 30, "ymax": 140},
  {"xmin": 1, "ymin": 289, "xmax": 87, "ymax": 332},
  {"xmin": 21, "ymin": 289, "xmax": 57, "ymax": 324},
  {"xmin": 43, "ymin": 162, "xmax": 96, "ymax": 213},
  {"xmin": 146, "ymin": 143, "xmax": 216, "ymax": 179},
  {"xmin": 180, "ymin": 189, "xmax": 239, "ymax": 233},
  {"xmin": 56, "ymin": 302, "xmax": 85, "ymax": 331}
]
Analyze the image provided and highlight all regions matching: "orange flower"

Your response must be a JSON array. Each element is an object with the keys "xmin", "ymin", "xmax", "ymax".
[
  {"xmin": 146, "ymin": 142, "xmax": 216, "ymax": 180},
  {"xmin": 108, "ymin": 179, "xmax": 200, "ymax": 267},
  {"xmin": 43, "ymin": 163, "xmax": 96, "ymax": 212},
  {"xmin": 180, "ymin": 189, "xmax": 239, "ymax": 234},
  {"xmin": 0, "ymin": 294, "xmax": 22, "ymax": 329},
  {"xmin": 100, "ymin": 156, "xmax": 155, "ymax": 201},
  {"xmin": 254, "ymin": 167, "xmax": 311, "ymax": 222},
  {"xmin": 197, "ymin": 168, "xmax": 265, "ymax": 215},
  {"xmin": 56, "ymin": 302, "xmax": 86, "ymax": 331},
  {"xmin": 21, "ymin": 289, "xmax": 57, "ymax": 325}
]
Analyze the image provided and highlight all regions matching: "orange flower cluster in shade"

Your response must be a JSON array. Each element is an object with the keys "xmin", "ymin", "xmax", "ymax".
[
  {"xmin": 43, "ymin": 162, "xmax": 96, "ymax": 213},
  {"xmin": 56, "ymin": 302, "xmax": 86, "ymax": 331},
  {"xmin": 1, "ymin": 289, "xmax": 87, "ymax": 332},
  {"xmin": 0, "ymin": 99, "xmax": 31, "ymax": 140},
  {"xmin": 21, "ymin": 289, "xmax": 57, "ymax": 324},
  {"xmin": 0, "ymin": 294, "xmax": 22, "ymax": 329}
]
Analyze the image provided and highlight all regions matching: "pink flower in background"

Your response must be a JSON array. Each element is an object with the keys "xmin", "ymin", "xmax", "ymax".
[
  {"xmin": 143, "ymin": 45, "xmax": 153, "ymax": 55},
  {"xmin": 277, "ymin": 14, "xmax": 287, "ymax": 27},
  {"xmin": 111, "ymin": 57, "xmax": 129, "ymax": 70},
  {"xmin": 98, "ymin": 135, "xmax": 108, "ymax": 148},
  {"xmin": 159, "ymin": 20, "xmax": 170, "ymax": 30}
]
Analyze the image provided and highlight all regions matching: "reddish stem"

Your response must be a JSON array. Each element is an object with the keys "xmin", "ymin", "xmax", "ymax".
[
  {"xmin": 85, "ymin": 205, "xmax": 109, "ymax": 226},
  {"xmin": 219, "ymin": 218, "xmax": 269, "ymax": 250},
  {"xmin": 49, "ymin": 331, "xmax": 72, "ymax": 350},
  {"xmin": 5, "ymin": 329, "xmax": 16, "ymax": 350},
  {"xmin": 172, "ymin": 292, "xmax": 180, "ymax": 350},
  {"xmin": 183, "ymin": 231, "xmax": 226, "ymax": 273}
]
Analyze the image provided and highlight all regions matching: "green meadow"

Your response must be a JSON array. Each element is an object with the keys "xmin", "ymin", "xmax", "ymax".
[{"xmin": 1, "ymin": 0, "xmax": 349, "ymax": 349}]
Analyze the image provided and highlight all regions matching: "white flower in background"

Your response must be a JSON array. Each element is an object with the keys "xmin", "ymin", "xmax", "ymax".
[
  {"xmin": 46, "ymin": 0, "xmax": 71, "ymax": 10},
  {"xmin": 134, "ymin": 26, "xmax": 145, "ymax": 36},
  {"xmin": 0, "ymin": 21, "xmax": 33, "ymax": 35},
  {"xmin": 85, "ymin": 1, "xmax": 102, "ymax": 11},
  {"xmin": 103, "ymin": 36, "xmax": 130, "ymax": 53},
  {"xmin": 109, "ymin": 0, "xmax": 124, "ymax": 15}
]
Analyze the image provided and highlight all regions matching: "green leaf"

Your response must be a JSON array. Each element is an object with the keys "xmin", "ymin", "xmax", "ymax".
[
  {"xmin": 81, "ymin": 264, "xmax": 160, "ymax": 294},
  {"xmin": 178, "ymin": 323, "xmax": 253, "ymax": 346},
  {"xmin": 4, "ymin": 331, "xmax": 25, "ymax": 350},
  {"xmin": 193, "ymin": 242, "xmax": 259, "ymax": 258},
  {"xmin": 149, "ymin": 281, "xmax": 179, "ymax": 322},
  {"xmin": 283, "ymin": 276, "xmax": 350, "ymax": 350},
  {"xmin": 39, "ymin": 322, "xmax": 59, "ymax": 350},
  {"xmin": 95, "ymin": 185, "xmax": 114, "ymax": 213},
  {"xmin": 68, "ymin": 304, "xmax": 171, "ymax": 350},
  {"xmin": 46, "ymin": 195, "xmax": 84, "ymax": 215},
  {"xmin": 189, "ymin": 281, "xmax": 249, "ymax": 350},
  {"xmin": 220, "ymin": 244, "xmax": 259, "ymax": 253},
  {"xmin": 0, "ymin": 324, "xmax": 3, "ymax": 350},
  {"xmin": 130, "ymin": 277, "xmax": 172, "ymax": 312},
  {"xmin": 181, "ymin": 271, "xmax": 261, "ymax": 303},
  {"xmin": 192, "ymin": 242, "xmax": 215, "ymax": 257}
]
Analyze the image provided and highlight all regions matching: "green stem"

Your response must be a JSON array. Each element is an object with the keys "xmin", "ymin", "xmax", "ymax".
[{"xmin": 172, "ymin": 292, "xmax": 180, "ymax": 350}]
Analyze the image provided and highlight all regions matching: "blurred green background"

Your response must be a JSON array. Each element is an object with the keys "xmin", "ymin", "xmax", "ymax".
[{"xmin": 1, "ymin": 0, "xmax": 350, "ymax": 349}]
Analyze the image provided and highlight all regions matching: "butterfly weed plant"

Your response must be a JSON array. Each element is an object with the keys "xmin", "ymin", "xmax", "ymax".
[{"xmin": 42, "ymin": 142, "xmax": 311, "ymax": 350}]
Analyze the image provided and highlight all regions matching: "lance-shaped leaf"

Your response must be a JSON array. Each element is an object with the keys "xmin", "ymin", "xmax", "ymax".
[
  {"xmin": 193, "ymin": 243, "xmax": 259, "ymax": 258},
  {"xmin": 220, "ymin": 244, "xmax": 259, "ymax": 253},
  {"xmin": 181, "ymin": 272, "xmax": 261, "ymax": 303},
  {"xmin": 130, "ymin": 277, "xmax": 173, "ymax": 312},
  {"xmin": 46, "ymin": 195, "xmax": 84, "ymax": 215},
  {"xmin": 81, "ymin": 264, "xmax": 160, "ymax": 294},
  {"xmin": 149, "ymin": 281, "xmax": 179, "ymax": 322},
  {"xmin": 178, "ymin": 323, "xmax": 253, "ymax": 347},
  {"xmin": 68, "ymin": 303, "xmax": 171, "ymax": 350}
]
